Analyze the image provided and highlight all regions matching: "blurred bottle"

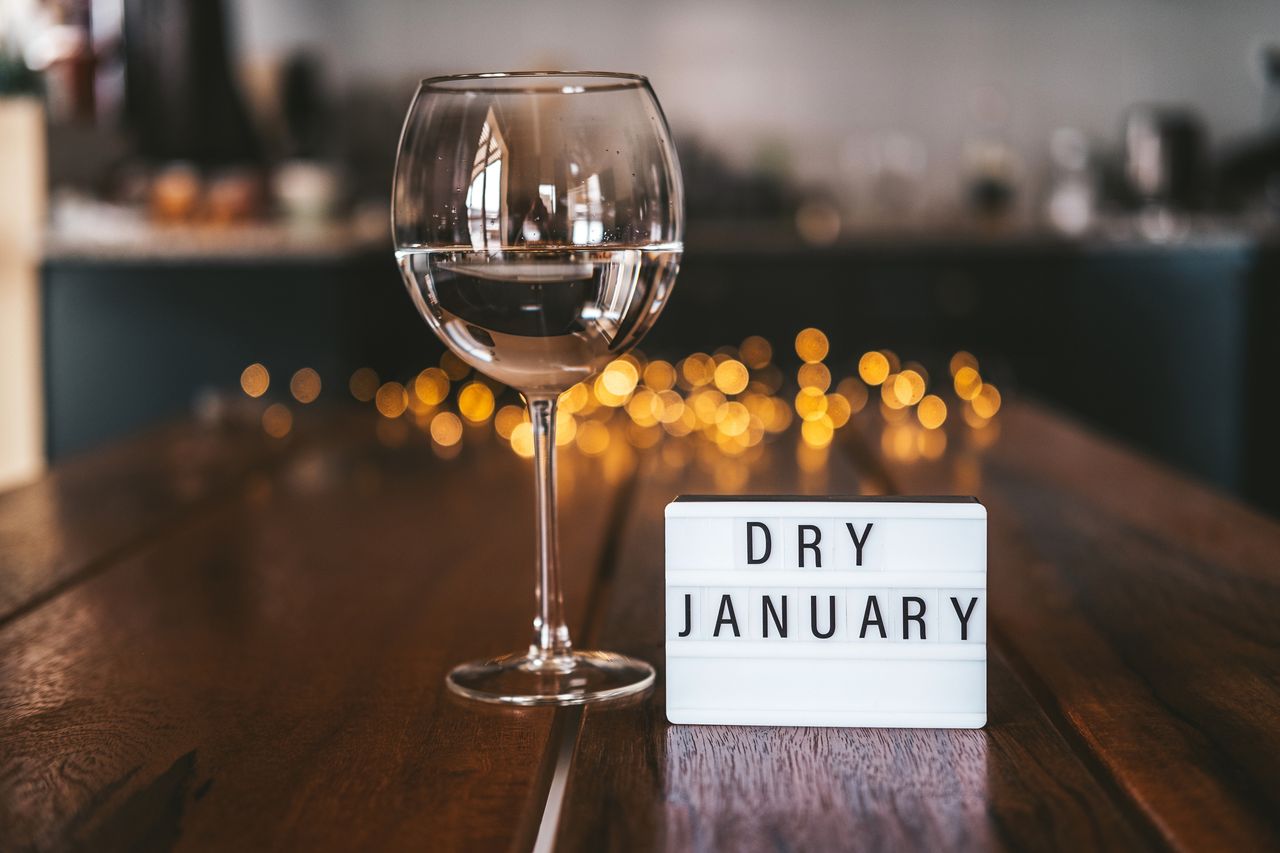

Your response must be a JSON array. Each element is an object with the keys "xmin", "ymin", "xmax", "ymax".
[
  {"xmin": 273, "ymin": 53, "xmax": 342, "ymax": 227},
  {"xmin": 1122, "ymin": 105, "xmax": 1207, "ymax": 240},
  {"xmin": 1044, "ymin": 128, "xmax": 1096, "ymax": 237},
  {"xmin": 280, "ymin": 54, "xmax": 330, "ymax": 160},
  {"xmin": 1218, "ymin": 44, "xmax": 1280, "ymax": 218},
  {"xmin": 22, "ymin": 0, "xmax": 95, "ymax": 122},
  {"xmin": 273, "ymin": 161, "xmax": 341, "ymax": 227},
  {"xmin": 961, "ymin": 87, "xmax": 1022, "ymax": 226},
  {"xmin": 123, "ymin": 0, "xmax": 259, "ymax": 165}
]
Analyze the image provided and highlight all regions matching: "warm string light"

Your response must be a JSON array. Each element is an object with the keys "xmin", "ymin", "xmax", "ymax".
[
  {"xmin": 240, "ymin": 363, "xmax": 270, "ymax": 398},
  {"xmin": 375, "ymin": 382, "xmax": 408, "ymax": 418},
  {"xmin": 415, "ymin": 367, "xmax": 450, "ymax": 405},
  {"xmin": 494, "ymin": 405, "xmax": 526, "ymax": 439},
  {"xmin": 238, "ymin": 338, "xmax": 1003, "ymax": 466},
  {"xmin": 290, "ymin": 368, "xmax": 321, "ymax": 404},
  {"xmin": 349, "ymin": 367, "xmax": 378, "ymax": 402},
  {"xmin": 458, "ymin": 382, "xmax": 495, "ymax": 423},
  {"xmin": 430, "ymin": 411, "xmax": 463, "ymax": 446}
]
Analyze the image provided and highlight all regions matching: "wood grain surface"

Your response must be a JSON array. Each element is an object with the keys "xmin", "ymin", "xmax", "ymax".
[
  {"xmin": 1, "ymin": 401, "xmax": 1277, "ymax": 852},
  {"xmin": 0, "ymin": 417, "xmax": 288, "ymax": 626},
  {"xmin": 855, "ymin": 404, "xmax": 1280, "ymax": 851},
  {"xmin": 0, "ymin": 416, "xmax": 629, "ymax": 851}
]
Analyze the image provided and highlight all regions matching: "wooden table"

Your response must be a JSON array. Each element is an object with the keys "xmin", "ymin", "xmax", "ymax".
[{"xmin": 1, "ymin": 402, "xmax": 1277, "ymax": 851}]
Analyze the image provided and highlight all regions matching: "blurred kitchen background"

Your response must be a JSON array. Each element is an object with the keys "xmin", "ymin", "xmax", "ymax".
[{"xmin": 2, "ymin": 0, "xmax": 1280, "ymax": 511}]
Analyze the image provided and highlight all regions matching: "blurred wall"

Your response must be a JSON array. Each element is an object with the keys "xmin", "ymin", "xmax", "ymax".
[{"xmin": 233, "ymin": 0, "xmax": 1278, "ymax": 192}]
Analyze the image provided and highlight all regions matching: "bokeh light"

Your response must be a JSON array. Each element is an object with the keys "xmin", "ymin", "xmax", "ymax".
[
  {"xmin": 893, "ymin": 370, "xmax": 926, "ymax": 407},
  {"xmin": 954, "ymin": 366, "xmax": 983, "ymax": 400},
  {"xmin": 797, "ymin": 362, "xmax": 832, "ymax": 392},
  {"xmin": 240, "ymin": 363, "xmax": 269, "ymax": 398},
  {"xmin": 289, "ymin": 368, "xmax": 320, "ymax": 404},
  {"xmin": 458, "ymin": 381, "xmax": 496, "ymax": 423},
  {"xmin": 430, "ymin": 411, "xmax": 463, "ymax": 446},
  {"xmin": 593, "ymin": 373, "xmax": 629, "ymax": 407},
  {"xmin": 627, "ymin": 388, "xmax": 660, "ymax": 427},
  {"xmin": 494, "ymin": 405, "xmax": 526, "ymax": 439},
  {"xmin": 950, "ymin": 351, "xmax": 979, "ymax": 377},
  {"xmin": 972, "ymin": 384, "xmax": 1003, "ymax": 419},
  {"xmin": 555, "ymin": 410, "xmax": 577, "ymax": 446},
  {"xmin": 415, "ymin": 367, "xmax": 450, "ymax": 405},
  {"xmin": 904, "ymin": 361, "xmax": 930, "ymax": 387},
  {"xmin": 375, "ymin": 382, "xmax": 408, "ymax": 418},
  {"xmin": 713, "ymin": 359, "xmax": 750, "ymax": 395},
  {"xmin": 643, "ymin": 360, "xmax": 677, "ymax": 392},
  {"xmin": 349, "ymin": 367, "xmax": 379, "ymax": 402},
  {"xmin": 692, "ymin": 388, "xmax": 726, "ymax": 424},
  {"xmin": 655, "ymin": 390, "xmax": 685, "ymax": 424},
  {"xmin": 801, "ymin": 417, "xmax": 834, "ymax": 448},
  {"xmin": 963, "ymin": 403, "xmax": 991, "ymax": 429},
  {"xmin": 715, "ymin": 401, "xmax": 751, "ymax": 436},
  {"xmin": 795, "ymin": 328, "xmax": 829, "ymax": 363},
  {"xmin": 510, "ymin": 421, "xmax": 535, "ymax": 458},
  {"xmin": 663, "ymin": 405, "xmax": 698, "ymax": 437},
  {"xmin": 680, "ymin": 353, "xmax": 716, "ymax": 388},
  {"xmin": 795, "ymin": 387, "xmax": 829, "ymax": 421},
  {"xmin": 339, "ymin": 337, "xmax": 999, "ymax": 478},
  {"xmin": 559, "ymin": 382, "xmax": 590, "ymax": 413},
  {"xmin": 601, "ymin": 359, "xmax": 640, "ymax": 397},
  {"xmin": 858, "ymin": 352, "xmax": 890, "ymax": 385},
  {"xmin": 740, "ymin": 335, "xmax": 773, "ymax": 369},
  {"xmin": 917, "ymin": 394, "xmax": 948, "ymax": 429},
  {"xmin": 764, "ymin": 397, "xmax": 793, "ymax": 433},
  {"xmin": 881, "ymin": 377, "xmax": 905, "ymax": 409},
  {"xmin": 826, "ymin": 393, "xmax": 852, "ymax": 428}
]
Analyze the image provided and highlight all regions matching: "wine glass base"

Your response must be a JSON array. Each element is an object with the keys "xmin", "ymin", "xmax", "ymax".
[{"xmin": 446, "ymin": 650, "xmax": 655, "ymax": 706}]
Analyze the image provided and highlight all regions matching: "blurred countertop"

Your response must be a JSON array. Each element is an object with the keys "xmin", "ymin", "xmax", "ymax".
[
  {"xmin": 684, "ymin": 217, "xmax": 1271, "ymax": 257},
  {"xmin": 39, "ymin": 207, "xmax": 1279, "ymax": 266},
  {"xmin": 41, "ymin": 203, "xmax": 390, "ymax": 265}
]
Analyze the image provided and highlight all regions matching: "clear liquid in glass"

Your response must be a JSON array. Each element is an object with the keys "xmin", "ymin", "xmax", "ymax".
[{"xmin": 397, "ymin": 246, "xmax": 681, "ymax": 394}]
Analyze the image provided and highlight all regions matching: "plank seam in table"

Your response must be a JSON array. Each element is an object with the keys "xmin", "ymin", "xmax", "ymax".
[
  {"xmin": 522, "ymin": 468, "xmax": 644, "ymax": 853},
  {"xmin": 0, "ymin": 413, "xmax": 341, "ymax": 632},
  {"xmin": 0, "ymin": 442, "xmax": 301, "ymax": 633}
]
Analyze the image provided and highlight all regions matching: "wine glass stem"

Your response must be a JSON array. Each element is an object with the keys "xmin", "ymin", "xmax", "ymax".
[{"xmin": 527, "ymin": 396, "xmax": 572, "ymax": 663}]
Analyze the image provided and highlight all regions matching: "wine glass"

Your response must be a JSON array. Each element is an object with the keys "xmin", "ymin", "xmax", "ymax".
[{"xmin": 392, "ymin": 72, "xmax": 683, "ymax": 705}]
